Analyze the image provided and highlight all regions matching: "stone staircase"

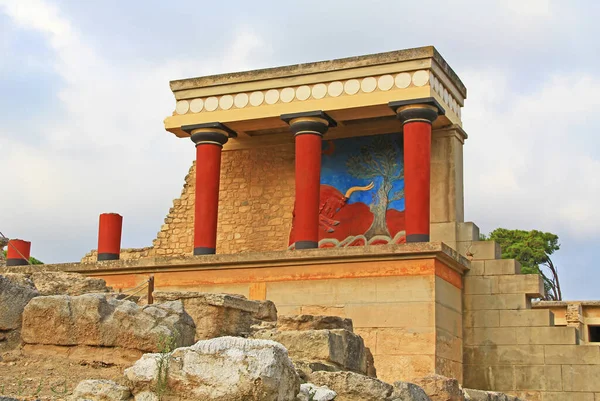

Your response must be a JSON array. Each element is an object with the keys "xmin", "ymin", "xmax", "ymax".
[{"xmin": 433, "ymin": 221, "xmax": 600, "ymax": 401}]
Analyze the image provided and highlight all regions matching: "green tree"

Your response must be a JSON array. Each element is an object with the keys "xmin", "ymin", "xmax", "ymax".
[
  {"xmin": 481, "ymin": 228, "xmax": 561, "ymax": 301},
  {"xmin": 2, "ymin": 250, "xmax": 43, "ymax": 265}
]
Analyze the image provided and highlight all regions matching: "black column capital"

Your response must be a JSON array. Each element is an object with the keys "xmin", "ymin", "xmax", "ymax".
[
  {"xmin": 389, "ymin": 97, "xmax": 445, "ymax": 125},
  {"xmin": 182, "ymin": 122, "xmax": 237, "ymax": 146},
  {"xmin": 281, "ymin": 110, "xmax": 337, "ymax": 137}
]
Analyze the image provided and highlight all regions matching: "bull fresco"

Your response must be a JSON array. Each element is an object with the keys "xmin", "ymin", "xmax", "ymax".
[{"xmin": 289, "ymin": 133, "xmax": 406, "ymax": 248}]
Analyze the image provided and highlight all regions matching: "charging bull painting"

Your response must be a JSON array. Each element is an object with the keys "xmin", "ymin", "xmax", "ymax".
[{"xmin": 289, "ymin": 133, "xmax": 406, "ymax": 248}]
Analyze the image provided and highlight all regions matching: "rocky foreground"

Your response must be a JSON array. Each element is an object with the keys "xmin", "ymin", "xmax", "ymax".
[{"xmin": 0, "ymin": 272, "xmax": 524, "ymax": 401}]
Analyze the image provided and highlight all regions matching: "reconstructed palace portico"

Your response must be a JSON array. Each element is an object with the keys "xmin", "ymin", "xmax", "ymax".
[
  {"xmin": 6, "ymin": 47, "xmax": 600, "ymax": 401},
  {"xmin": 165, "ymin": 47, "xmax": 465, "ymax": 253}
]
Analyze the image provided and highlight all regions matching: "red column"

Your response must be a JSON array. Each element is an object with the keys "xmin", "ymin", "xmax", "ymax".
[
  {"xmin": 294, "ymin": 133, "xmax": 323, "ymax": 248},
  {"xmin": 98, "ymin": 213, "xmax": 123, "ymax": 260},
  {"xmin": 282, "ymin": 111, "xmax": 335, "ymax": 249},
  {"xmin": 184, "ymin": 124, "xmax": 234, "ymax": 255},
  {"xmin": 403, "ymin": 121, "xmax": 432, "ymax": 242},
  {"xmin": 6, "ymin": 239, "xmax": 31, "ymax": 266},
  {"xmin": 392, "ymin": 100, "xmax": 442, "ymax": 243}
]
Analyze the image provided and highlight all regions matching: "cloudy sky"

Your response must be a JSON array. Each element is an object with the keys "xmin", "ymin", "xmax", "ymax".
[{"xmin": 1, "ymin": 0, "xmax": 598, "ymax": 299}]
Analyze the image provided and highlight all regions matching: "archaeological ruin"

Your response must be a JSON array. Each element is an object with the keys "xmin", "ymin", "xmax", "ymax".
[{"xmin": 1, "ymin": 46, "xmax": 599, "ymax": 401}]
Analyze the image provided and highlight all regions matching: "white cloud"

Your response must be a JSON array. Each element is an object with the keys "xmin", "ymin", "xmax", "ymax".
[
  {"xmin": 0, "ymin": 0, "xmax": 273, "ymax": 262},
  {"xmin": 463, "ymin": 69, "xmax": 600, "ymax": 239}
]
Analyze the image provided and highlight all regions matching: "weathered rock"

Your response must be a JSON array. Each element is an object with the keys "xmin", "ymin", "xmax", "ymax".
[
  {"xmin": 463, "ymin": 388, "xmax": 491, "ymax": 401},
  {"xmin": 254, "ymin": 329, "xmax": 367, "ymax": 374},
  {"xmin": 392, "ymin": 382, "xmax": 431, "ymax": 401},
  {"xmin": 22, "ymin": 294, "xmax": 195, "ymax": 352},
  {"xmin": 71, "ymin": 379, "xmax": 131, "ymax": 401},
  {"xmin": 153, "ymin": 291, "xmax": 277, "ymax": 340},
  {"xmin": 309, "ymin": 371, "xmax": 395, "ymax": 401},
  {"xmin": 488, "ymin": 392, "xmax": 510, "ymax": 401},
  {"xmin": 0, "ymin": 275, "xmax": 39, "ymax": 330},
  {"xmin": 410, "ymin": 375, "xmax": 464, "ymax": 401},
  {"xmin": 297, "ymin": 383, "xmax": 337, "ymax": 401},
  {"xmin": 294, "ymin": 360, "xmax": 341, "ymax": 382},
  {"xmin": 365, "ymin": 346, "xmax": 377, "ymax": 377},
  {"xmin": 1, "ymin": 273, "xmax": 35, "ymax": 289},
  {"xmin": 31, "ymin": 271, "xmax": 112, "ymax": 296},
  {"xmin": 133, "ymin": 391, "xmax": 158, "ymax": 401},
  {"xmin": 125, "ymin": 336, "xmax": 300, "ymax": 401},
  {"xmin": 278, "ymin": 315, "xmax": 353, "ymax": 332}
]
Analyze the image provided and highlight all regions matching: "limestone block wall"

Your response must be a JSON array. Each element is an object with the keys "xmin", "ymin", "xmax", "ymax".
[
  {"xmin": 462, "ymin": 242, "xmax": 600, "ymax": 401},
  {"xmin": 532, "ymin": 301, "xmax": 600, "ymax": 344}
]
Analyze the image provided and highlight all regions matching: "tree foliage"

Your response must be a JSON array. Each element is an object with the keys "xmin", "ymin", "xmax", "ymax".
[{"xmin": 481, "ymin": 228, "xmax": 561, "ymax": 300}]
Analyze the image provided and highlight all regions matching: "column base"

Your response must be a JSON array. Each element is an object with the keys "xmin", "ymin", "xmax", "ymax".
[
  {"xmin": 295, "ymin": 241, "xmax": 319, "ymax": 249},
  {"xmin": 6, "ymin": 258, "xmax": 28, "ymax": 266},
  {"xmin": 406, "ymin": 234, "xmax": 430, "ymax": 243},
  {"xmin": 97, "ymin": 253, "xmax": 120, "ymax": 261},
  {"xmin": 194, "ymin": 247, "xmax": 216, "ymax": 255}
]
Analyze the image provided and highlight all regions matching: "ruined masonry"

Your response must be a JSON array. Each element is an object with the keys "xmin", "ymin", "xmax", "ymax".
[{"xmin": 2, "ymin": 46, "xmax": 600, "ymax": 401}]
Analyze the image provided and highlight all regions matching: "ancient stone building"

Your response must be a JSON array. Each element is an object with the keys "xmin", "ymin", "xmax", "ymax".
[{"xmin": 26, "ymin": 46, "xmax": 600, "ymax": 400}]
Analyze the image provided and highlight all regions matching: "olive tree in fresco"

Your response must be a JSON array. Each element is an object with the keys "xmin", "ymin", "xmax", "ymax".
[{"xmin": 346, "ymin": 135, "xmax": 404, "ymax": 239}]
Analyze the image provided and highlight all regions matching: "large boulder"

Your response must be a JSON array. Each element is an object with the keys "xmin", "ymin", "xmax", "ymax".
[
  {"xmin": 392, "ymin": 382, "xmax": 431, "ymax": 401},
  {"xmin": 125, "ymin": 336, "xmax": 300, "ymax": 401},
  {"xmin": 254, "ymin": 329, "xmax": 367, "ymax": 375},
  {"xmin": 153, "ymin": 291, "xmax": 277, "ymax": 340},
  {"xmin": 71, "ymin": 379, "xmax": 131, "ymax": 401},
  {"xmin": 0, "ymin": 275, "xmax": 39, "ymax": 331},
  {"xmin": 30, "ymin": 271, "xmax": 112, "ymax": 296},
  {"xmin": 278, "ymin": 315, "xmax": 353, "ymax": 332},
  {"xmin": 410, "ymin": 375, "xmax": 464, "ymax": 401},
  {"xmin": 21, "ymin": 294, "xmax": 195, "ymax": 352},
  {"xmin": 308, "ymin": 371, "xmax": 395, "ymax": 401}
]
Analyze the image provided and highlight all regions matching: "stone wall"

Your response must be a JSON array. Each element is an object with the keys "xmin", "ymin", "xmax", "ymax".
[
  {"xmin": 532, "ymin": 301, "xmax": 600, "ymax": 344},
  {"xmin": 462, "ymin": 240, "xmax": 600, "ymax": 401}
]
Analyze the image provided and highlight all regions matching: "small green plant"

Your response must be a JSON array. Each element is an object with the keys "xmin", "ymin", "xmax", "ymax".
[
  {"xmin": 308, "ymin": 389, "xmax": 317, "ymax": 401},
  {"xmin": 154, "ymin": 331, "xmax": 179, "ymax": 400},
  {"xmin": 34, "ymin": 379, "xmax": 44, "ymax": 396}
]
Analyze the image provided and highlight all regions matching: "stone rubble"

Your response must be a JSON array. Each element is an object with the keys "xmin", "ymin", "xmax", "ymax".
[
  {"xmin": 253, "ymin": 328, "xmax": 367, "ymax": 375},
  {"xmin": 21, "ymin": 294, "xmax": 195, "ymax": 352},
  {"xmin": 308, "ymin": 370, "xmax": 396, "ymax": 401},
  {"xmin": 296, "ymin": 383, "xmax": 337, "ymax": 401},
  {"xmin": 0, "ymin": 283, "xmax": 530, "ymax": 401},
  {"xmin": 411, "ymin": 375, "xmax": 465, "ymax": 401},
  {"xmin": 30, "ymin": 271, "xmax": 112, "ymax": 296},
  {"xmin": 153, "ymin": 291, "xmax": 277, "ymax": 340},
  {"xmin": 125, "ymin": 336, "xmax": 301, "ymax": 401},
  {"xmin": 70, "ymin": 379, "xmax": 131, "ymax": 401},
  {"xmin": 0, "ymin": 275, "xmax": 39, "ymax": 350},
  {"xmin": 277, "ymin": 314, "xmax": 353, "ymax": 332}
]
